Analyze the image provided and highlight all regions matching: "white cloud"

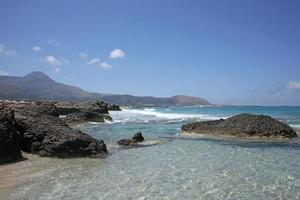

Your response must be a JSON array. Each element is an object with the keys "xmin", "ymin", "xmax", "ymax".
[
  {"xmin": 47, "ymin": 40, "xmax": 60, "ymax": 46},
  {"xmin": 87, "ymin": 58, "xmax": 101, "ymax": 65},
  {"xmin": 54, "ymin": 68, "xmax": 61, "ymax": 73},
  {"xmin": 110, "ymin": 48, "xmax": 125, "ymax": 59},
  {"xmin": 41, "ymin": 56, "xmax": 69, "ymax": 66},
  {"xmin": 32, "ymin": 46, "xmax": 42, "ymax": 52},
  {"xmin": 100, "ymin": 62, "xmax": 112, "ymax": 68},
  {"xmin": 79, "ymin": 52, "xmax": 88, "ymax": 58},
  {"xmin": 87, "ymin": 58, "xmax": 112, "ymax": 68},
  {"xmin": 0, "ymin": 43, "xmax": 16, "ymax": 56},
  {"xmin": 287, "ymin": 81, "xmax": 300, "ymax": 89},
  {"xmin": 42, "ymin": 56, "xmax": 62, "ymax": 66},
  {"xmin": 0, "ymin": 70, "xmax": 8, "ymax": 76},
  {"xmin": 61, "ymin": 58, "xmax": 69, "ymax": 64}
]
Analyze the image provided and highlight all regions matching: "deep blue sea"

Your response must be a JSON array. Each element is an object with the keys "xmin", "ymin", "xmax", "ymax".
[{"xmin": 1, "ymin": 106, "xmax": 300, "ymax": 199}]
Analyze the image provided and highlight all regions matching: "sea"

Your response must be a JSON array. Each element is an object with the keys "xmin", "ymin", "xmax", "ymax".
[{"xmin": 1, "ymin": 106, "xmax": 300, "ymax": 200}]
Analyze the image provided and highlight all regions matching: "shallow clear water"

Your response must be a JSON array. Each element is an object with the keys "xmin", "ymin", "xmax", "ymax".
[{"xmin": 1, "ymin": 106, "xmax": 300, "ymax": 200}]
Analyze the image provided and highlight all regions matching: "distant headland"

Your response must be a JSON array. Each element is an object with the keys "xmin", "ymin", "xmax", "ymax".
[{"xmin": 0, "ymin": 71, "xmax": 210, "ymax": 106}]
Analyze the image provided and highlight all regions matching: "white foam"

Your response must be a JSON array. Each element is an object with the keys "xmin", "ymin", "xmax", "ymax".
[
  {"xmin": 89, "ymin": 122, "xmax": 102, "ymax": 125},
  {"xmin": 144, "ymin": 108, "xmax": 156, "ymax": 111},
  {"xmin": 122, "ymin": 108, "xmax": 219, "ymax": 120},
  {"xmin": 290, "ymin": 124, "xmax": 300, "ymax": 128},
  {"xmin": 109, "ymin": 108, "xmax": 221, "ymax": 124}
]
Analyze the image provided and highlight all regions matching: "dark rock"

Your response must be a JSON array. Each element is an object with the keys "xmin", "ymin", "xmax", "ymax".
[
  {"xmin": 56, "ymin": 107, "xmax": 81, "ymax": 115},
  {"xmin": 7, "ymin": 102, "xmax": 108, "ymax": 157},
  {"xmin": 55, "ymin": 100, "xmax": 116, "ymax": 125},
  {"xmin": 0, "ymin": 106, "xmax": 22, "ymax": 164},
  {"xmin": 107, "ymin": 104, "xmax": 121, "ymax": 111},
  {"xmin": 117, "ymin": 139, "xmax": 133, "ymax": 146},
  {"xmin": 118, "ymin": 132, "xmax": 145, "ymax": 146},
  {"xmin": 55, "ymin": 101, "xmax": 109, "ymax": 115},
  {"xmin": 27, "ymin": 101, "xmax": 59, "ymax": 117},
  {"xmin": 64, "ymin": 112, "xmax": 112, "ymax": 125},
  {"xmin": 132, "ymin": 132, "xmax": 144, "ymax": 142},
  {"xmin": 181, "ymin": 113, "xmax": 297, "ymax": 139}
]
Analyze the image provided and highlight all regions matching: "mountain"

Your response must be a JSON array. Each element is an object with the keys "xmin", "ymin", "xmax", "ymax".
[
  {"xmin": 100, "ymin": 95, "xmax": 209, "ymax": 106},
  {"xmin": 0, "ymin": 72, "xmax": 94, "ymax": 101},
  {"xmin": 0, "ymin": 71, "xmax": 210, "ymax": 106},
  {"xmin": 0, "ymin": 85, "xmax": 35, "ymax": 100}
]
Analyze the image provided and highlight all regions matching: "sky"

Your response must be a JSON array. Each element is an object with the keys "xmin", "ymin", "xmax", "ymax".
[{"xmin": 0, "ymin": 0, "xmax": 300, "ymax": 105}]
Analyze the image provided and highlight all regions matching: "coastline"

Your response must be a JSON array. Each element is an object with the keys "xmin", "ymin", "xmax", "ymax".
[{"xmin": 1, "ymin": 105, "xmax": 300, "ymax": 199}]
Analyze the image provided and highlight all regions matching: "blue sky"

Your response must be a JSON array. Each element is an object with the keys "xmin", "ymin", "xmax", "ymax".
[{"xmin": 0, "ymin": 0, "xmax": 300, "ymax": 105}]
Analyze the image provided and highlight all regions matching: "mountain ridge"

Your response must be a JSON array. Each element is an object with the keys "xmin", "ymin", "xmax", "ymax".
[{"xmin": 0, "ymin": 71, "xmax": 210, "ymax": 106}]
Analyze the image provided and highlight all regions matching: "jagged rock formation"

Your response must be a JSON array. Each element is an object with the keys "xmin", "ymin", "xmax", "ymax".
[{"xmin": 0, "ymin": 101, "xmax": 108, "ymax": 164}]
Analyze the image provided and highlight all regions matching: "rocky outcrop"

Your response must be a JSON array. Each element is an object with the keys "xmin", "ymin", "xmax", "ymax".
[
  {"xmin": 0, "ymin": 106, "xmax": 22, "ymax": 164},
  {"xmin": 55, "ymin": 101, "xmax": 109, "ymax": 114},
  {"xmin": 64, "ymin": 112, "xmax": 112, "ymax": 125},
  {"xmin": 0, "ymin": 102, "xmax": 108, "ymax": 160},
  {"xmin": 181, "ymin": 113, "xmax": 297, "ymax": 139},
  {"xmin": 55, "ymin": 100, "xmax": 117, "ymax": 125},
  {"xmin": 118, "ymin": 132, "xmax": 145, "ymax": 146},
  {"xmin": 107, "ymin": 104, "xmax": 121, "ymax": 111},
  {"xmin": 132, "ymin": 132, "xmax": 144, "ymax": 142}
]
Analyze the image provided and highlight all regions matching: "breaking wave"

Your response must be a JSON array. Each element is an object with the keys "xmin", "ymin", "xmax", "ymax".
[{"xmin": 110, "ymin": 108, "xmax": 221, "ymax": 124}]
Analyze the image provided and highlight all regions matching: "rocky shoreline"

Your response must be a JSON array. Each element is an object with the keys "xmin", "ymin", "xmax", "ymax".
[
  {"xmin": 0, "ymin": 100, "xmax": 120, "ymax": 164},
  {"xmin": 2, "ymin": 103, "xmax": 299, "ymax": 165},
  {"xmin": 181, "ymin": 113, "xmax": 297, "ymax": 139}
]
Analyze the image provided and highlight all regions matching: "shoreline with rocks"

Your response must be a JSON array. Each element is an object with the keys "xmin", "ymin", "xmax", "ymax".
[
  {"xmin": 0, "ymin": 100, "xmax": 122, "ymax": 165},
  {"xmin": 1, "ymin": 101, "xmax": 299, "ymax": 165}
]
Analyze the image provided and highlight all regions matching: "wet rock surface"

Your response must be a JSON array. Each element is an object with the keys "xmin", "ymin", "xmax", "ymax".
[
  {"xmin": 182, "ymin": 113, "xmax": 297, "ymax": 139},
  {"xmin": 118, "ymin": 132, "xmax": 145, "ymax": 146}
]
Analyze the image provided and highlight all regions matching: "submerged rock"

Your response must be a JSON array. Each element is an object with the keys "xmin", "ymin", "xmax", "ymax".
[
  {"xmin": 0, "ymin": 106, "xmax": 22, "ymax": 164},
  {"xmin": 1, "ymin": 102, "xmax": 108, "ymax": 158},
  {"xmin": 118, "ymin": 132, "xmax": 145, "ymax": 146},
  {"xmin": 181, "ymin": 113, "xmax": 297, "ymax": 139}
]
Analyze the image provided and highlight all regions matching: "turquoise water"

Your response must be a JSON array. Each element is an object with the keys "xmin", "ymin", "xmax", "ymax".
[{"xmin": 2, "ymin": 106, "xmax": 300, "ymax": 199}]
